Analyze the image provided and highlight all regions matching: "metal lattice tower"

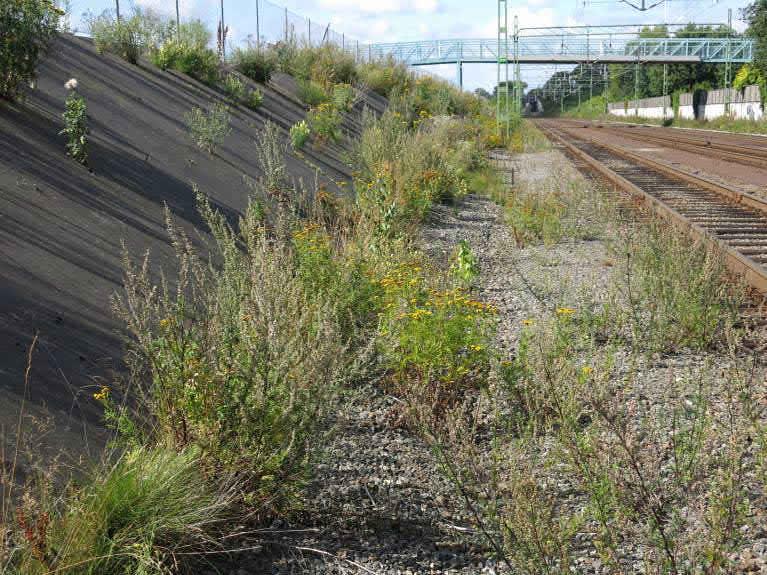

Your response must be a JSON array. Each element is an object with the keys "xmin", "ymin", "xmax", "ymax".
[{"xmin": 497, "ymin": 0, "xmax": 510, "ymax": 139}]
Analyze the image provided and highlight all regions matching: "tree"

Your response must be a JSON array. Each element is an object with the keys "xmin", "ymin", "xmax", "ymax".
[{"xmin": 744, "ymin": 0, "xmax": 767, "ymax": 78}]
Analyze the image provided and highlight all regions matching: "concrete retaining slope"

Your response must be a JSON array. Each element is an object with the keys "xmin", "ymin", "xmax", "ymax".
[{"xmin": 0, "ymin": 34, "xmax": 386, "ymax": 452}]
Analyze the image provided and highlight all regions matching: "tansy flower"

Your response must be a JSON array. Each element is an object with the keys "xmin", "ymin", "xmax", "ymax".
[
  {"xmin": 159, "ymin": 318, "xmax": 171, "ymax": 328},
  {"xmin": 522, "ymin": 319, "xmax": 535, "ymax": 326},
  {"xmin": 556, "ymin": 307, "xmax": 576, "ymax": 315},
  {"xmin": 581, "ymin": 366, "xmax": 593, "ymax": 376},
  {"xmin": 93, "ymin": 385, "xmax": 109, "ymax": 401}
]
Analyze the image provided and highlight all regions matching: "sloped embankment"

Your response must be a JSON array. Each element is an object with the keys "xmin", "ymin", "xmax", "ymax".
[{"xmin": 0, "ymin": 34, "xmax": 385, "ymax": 452}]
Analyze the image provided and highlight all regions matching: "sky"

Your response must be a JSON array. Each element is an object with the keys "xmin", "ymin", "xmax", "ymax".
[{"xmin": 65, "ymin": 0, "xmax": 753, "ymax": 91}]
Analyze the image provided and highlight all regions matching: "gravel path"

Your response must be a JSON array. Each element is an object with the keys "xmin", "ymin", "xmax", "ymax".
[{"xmin": 212, "ymin": 146, "xmax": 767, "ymax": 573}]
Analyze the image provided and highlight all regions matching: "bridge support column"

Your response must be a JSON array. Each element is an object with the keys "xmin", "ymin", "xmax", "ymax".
[{"xmin": 456, "ymin": 60, "xmax": 463, "ymax": 91}]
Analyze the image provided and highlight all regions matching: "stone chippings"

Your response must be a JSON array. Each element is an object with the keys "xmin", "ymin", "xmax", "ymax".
[{"xmin": 212, "ymin": 148, "xmax": 767, "ymax": 574}]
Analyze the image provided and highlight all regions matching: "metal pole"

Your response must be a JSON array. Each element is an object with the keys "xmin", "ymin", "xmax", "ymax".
[
  {"xmin": 634, "ymin": 60, "xmax": 639, "ymax": 115},
  {"xmin": 115, "ymin": 0, "xmax": 120, "ymax": 22},
  {"xmin": 663, "ymin": 62, "xmax": 668, "ymax": 119},
  {"xmin": 725, "ymin": 8, "xmax": 732, "ymax": 114},
  {"xmin": 308, "ymin": 17, "xmax": 311, "ymax": 46},
  {"xmin": 175, "ymin": 0, "xmax": 180, "ymax": 41},
  {"xmin": 284, "ymin": 8, "xmax": 288, "ymax": 42},
  {"xmin": 255, "ymin": 0, "xmax": 260, "ymax": 49},
  {"xmin": 220, "ymin": 0, "xmax": 225, "ymax": 60}
]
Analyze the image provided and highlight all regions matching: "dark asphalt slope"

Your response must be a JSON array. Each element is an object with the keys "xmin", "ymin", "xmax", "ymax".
[{"xmin": 0, "ymin": 34, "xmax": 385, "ymax": 452}]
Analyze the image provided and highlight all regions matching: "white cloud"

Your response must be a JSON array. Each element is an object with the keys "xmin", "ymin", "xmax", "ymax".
[{"xmin": 315, "ymin": 0, "xmax": 441, "ymax": 13}]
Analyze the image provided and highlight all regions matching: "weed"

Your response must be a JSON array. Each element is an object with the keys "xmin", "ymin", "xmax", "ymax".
[
  {"xmin": 185, "ymin": 103, "xmax": 230, "ymax": 154},
  {"xmin": 12, "ymin": 448, "xmax": 232, "ymax": 574},
  {"xmin": 1, "ymin": 0, "xmax": 61, "ymax": 100},
  {"xmin": 308, "ymin": 103, "xmax": 342, "ymax": 143},
  {"xmin": 247, "ymin": 87, "xmax": 264, "ymax": 110},
  {"xmin": 59, "ymin": 79, "xmax": 88, "ymax": 165},
  {"xmin": 87, "ymin": 10, "xmax": 141, "ymax": 64},
  {"xmin": 233, "ymin": 46, "xmax": 277, "ymax": 84},
  {"xmin": 450, "ymin": 240, "xmax": 479, "ymax": 286},
  {"xmin": 222, "ymin": 72, "xmax": 245, "ymax": 101},
  {"xmin": 290, "ymin": 120, "xmax": 311, "ymax": 150},
  {"xmin": 297, "ymin": 79, "xmax": 328, "ymax": 106},
  {"xmin": 151, "ymin": 40, "xmax": 219, "ymax": 86}
]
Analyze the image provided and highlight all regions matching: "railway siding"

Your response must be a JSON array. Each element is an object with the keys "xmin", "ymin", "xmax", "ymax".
[{"xmin": 539, "ymin": 120, "xmax": 767, "ymax": 294}]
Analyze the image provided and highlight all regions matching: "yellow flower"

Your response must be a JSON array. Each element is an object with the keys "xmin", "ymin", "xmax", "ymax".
[
  {"xmin": 159, "ymin": 318, "xmax": 171, "ymax": 328},
  {"xmin": 470, "ymin": 345, "xmax": 484, "ymax": 352},
  {"xmin": 556, "ymin": 307, "xmax": 576, "ymax": 316},
  {"xmin": 581, "ymin": 366, "xmax": 593, "ymax": 376},
  {"xmin": 522, "ymin": 319, "xmax": 535, "ymax": 326},
  {"xmin": 93, "ymin": 385, "xmax": 110, "ymax": 401}
]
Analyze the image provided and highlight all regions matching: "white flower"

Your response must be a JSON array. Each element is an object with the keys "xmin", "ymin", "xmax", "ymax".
[{"xmin": 64, "ymin": 78, "xmax": 78, "ymax": 91}]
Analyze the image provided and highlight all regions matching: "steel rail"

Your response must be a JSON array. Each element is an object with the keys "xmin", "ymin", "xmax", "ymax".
[
  {"xmin": 563, "ymin": 121, "xmax": 767, "ymax": 170},
  {"xmin": 537, "ymin": 120, "xmax": 767, "ymax": 293}
]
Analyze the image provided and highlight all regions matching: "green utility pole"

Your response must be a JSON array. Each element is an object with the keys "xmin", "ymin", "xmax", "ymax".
[
  {"xmin": 513, "ymin": 15, "xmax": 521, "ymax": 116},
  {"xmin": 724, "ymin": 8, "xmax": 733, "ymax": 114},
  {"xmin": 662, "ymin": 62, "xmax": 668, "ymax": 119},
  {"xmin": 497, "ymin": 0, "xmax": 510, "ymax": 140},
  {"xmin": 634, "ymin": 61, "xmax": 639, "ymax": 115}
]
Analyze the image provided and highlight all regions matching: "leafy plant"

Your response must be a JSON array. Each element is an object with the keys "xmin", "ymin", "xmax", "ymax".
[
  {"xmin": 247, "ymin": 87, "xmax": 264, "ymax": 110},
  {"xmin": 308, "ymin": 103, "xmax": 342, "ymax": 142},
  {"xmin": 290, "ymin": 120, "xmax": 311, "ymax": 149},
  {"xmin": 233, "ymin": 46, "xmax": 277, "ymax": 83},
  {"xmin": 1, "ymin": 0, "xmax": 62, "ymax": 100},
  {"xmin": 59, "ymin": 80, "xmax": 88, "ymax": 165},
  {"xmin": 87, "ymin": 10, "xmax": 141, "ymax": 64},
  {"xmin": 185, "ymin": 103, "xmax": 231, "ymax": 154},
  {"xmin": 151, "ymin": 40, "xmax": 219, "ymax": 86},
  {"xmin": 296, "ymin": 79, "xmax": 328, "ymax": 106},
  {"xmin": 222, "ymin": 72, "xmax": 245, "ymax": 101},
  {"xmin": 450, "ymin": 240, "xmax": 479, "ymax": 285},
  {"xmin": 332, "ymin": 83, "xmax": 355, "ymax": 112}
]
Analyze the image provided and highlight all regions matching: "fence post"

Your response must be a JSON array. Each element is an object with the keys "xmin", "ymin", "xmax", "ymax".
[
  {"xmin": 356, "ymin": 40, "xmax": 359, "ymax": 62},
  {"xmin": 308, "ymin": 18, "xmax": 311, "ymax": 45},
  {"xmin": 284, "ymin": 8, "xmax": 288, "ymax": 42},
  {"xmin": 342, "ymin": 33, "xmax": 345, "ymax": 51},
  {"xmin": 220, "ymin": 0, "xmax": 226, "ymax": 60},
  {"xmin": 255, "ymin": 0, "xmax": 260, "ymax": 49}
]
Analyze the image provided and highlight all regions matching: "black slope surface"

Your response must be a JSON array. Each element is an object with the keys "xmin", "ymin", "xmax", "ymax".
[{"xmin": 0, "ymin": 34, "xmax": 385, "ymax": 452}]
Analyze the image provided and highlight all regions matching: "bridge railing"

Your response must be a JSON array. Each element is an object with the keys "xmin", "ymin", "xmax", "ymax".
[{"xmin": 369, "ymin": 37, "xmax": 754, "ymax": 64}]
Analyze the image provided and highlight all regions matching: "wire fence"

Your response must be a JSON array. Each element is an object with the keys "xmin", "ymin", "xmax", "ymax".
[{"xmin": 74, "ymin": 0, "xmax": 376, "ymax": 62}]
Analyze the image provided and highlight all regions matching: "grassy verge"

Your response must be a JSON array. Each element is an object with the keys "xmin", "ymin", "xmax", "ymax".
[{"xmin": 427, "ymin": 128, "xmax": 762, "ymax": 573}]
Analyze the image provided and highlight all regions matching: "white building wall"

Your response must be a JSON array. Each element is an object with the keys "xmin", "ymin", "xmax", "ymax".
[{"xmin": 678, "ymin": 105, "xmax": 695, "ymax": 120}]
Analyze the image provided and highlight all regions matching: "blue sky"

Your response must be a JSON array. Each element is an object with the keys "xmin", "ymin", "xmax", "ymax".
[{"xmin": 66, "ymin": 0, "xmax": 752, "ymax": 91}]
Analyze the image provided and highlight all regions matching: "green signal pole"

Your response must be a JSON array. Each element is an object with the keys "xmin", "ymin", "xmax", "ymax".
[{"xmin": 497, "ymin": 0, "xmax": 510, "ymax": 140}]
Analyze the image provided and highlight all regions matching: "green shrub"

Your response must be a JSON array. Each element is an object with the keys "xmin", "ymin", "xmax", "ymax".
[
  {"xmin": 185, "ymin": 103, "xmax": 230, "ymax": 154},
  {"xmin": 0, "ymin": 0, "xmax": 62, "ymax": 100},
  {"xmin": 290, "ymin": 119, "xmax": 311, "ymax": 149},
  {"xmin": 233, "ymin": 47, "xmax": 277, "ymax": 83},
  {"xmin": 151, "ymin": 40, "xmax": 219, "ymax": 86},
  {"xmin": 297, "ymin": 79, "xmax": 328, "ymax": 106},
  {"xmin": 357, "ymin": 59, "xmax": 412, "ymax": 98},
  {"xmin": 12, "ymin": 447, "xmax": 231, "ymax": 574},
  {"xmin": 247, "ymin": 87, "xmax": 264, "ymax": 110},
  {"xmin": 308, "ymin": 103, "xmax": 342, "ymax": 142},
  {"xmin": 222, "ymin": 72, "xmax": 245, "ymax": 101},
  {"xmin": 59, "ymin": 80, "xmax": 88, "ymax": 165},
  {"xmin": 87, "ymin": 11, "xmax": 141, "ymax": 64},
  {"xmin": 115, "ymin": 189, "xmax": 350, "ymax": 508}
]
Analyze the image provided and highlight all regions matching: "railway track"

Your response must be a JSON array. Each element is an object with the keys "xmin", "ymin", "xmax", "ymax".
[
  {"xmin": 537, "ymin": 120, "xmax": 767, "ymax": 294},
  {"xmin": 554, "ymin": 119, "xmax": 767, "ymax": 170}
]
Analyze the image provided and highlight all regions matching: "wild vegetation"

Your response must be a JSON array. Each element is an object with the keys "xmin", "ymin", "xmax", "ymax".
[
  {"xmin": 4, "ymin": 3, "xmax": 765, "ymax": 573},
  {"xmin": 1, "ymin": 0, "xmax": 61, "ymax": 100},
  {"xmin": 1, "ymin": 8, "xmax": 500, "ymax": 571}
]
